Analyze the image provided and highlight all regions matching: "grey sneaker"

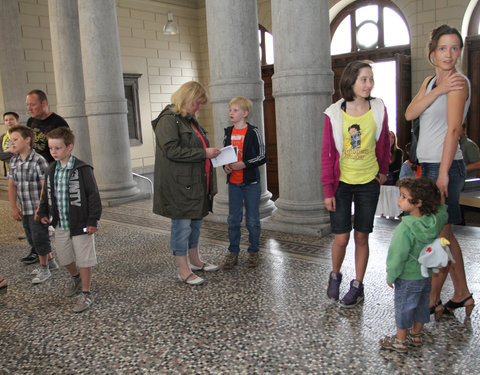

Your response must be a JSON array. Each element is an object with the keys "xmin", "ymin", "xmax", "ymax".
[
  {"xmin": 339, "ymin": 279, "xmax": 364, "ymax": 308},
  {"xmin": 31, "ymin": 266, "xmax": 51, "ymax": 284},
  {"xmin": 73, "ymin": 293, "xmax": 93, "ymax": 313},
  {"xmin": 327, "ymin": 271, "xmax": 342, "ymax": 301},
  {"xmin": 65, "ymin": 276, "xmax": 82, "ymax": 297},
  {"xmin": 223, "ymin": 253, "xmax": 238, "ymax": 270},
  {"xmin": 31, "ymin": 259, "xmax": 60, "ymax": 275}
]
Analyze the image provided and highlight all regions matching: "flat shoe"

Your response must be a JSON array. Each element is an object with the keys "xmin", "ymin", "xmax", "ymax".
[
  {"xmin": 178, "ymin": 273, "xmax": 204, "ymax": 285},
  {"xmin": 190, "ymin": 262, "xmax": 219, "ymax": 272}
]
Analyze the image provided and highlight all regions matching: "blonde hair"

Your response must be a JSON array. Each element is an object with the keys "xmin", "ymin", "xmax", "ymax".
[
  {"xmin": 171, "ymin": 81, "xmax": 209, "ymax": 117},
  {"xmin": 228, "ymin": 96, "xmax": 253, "ymax": 119}
]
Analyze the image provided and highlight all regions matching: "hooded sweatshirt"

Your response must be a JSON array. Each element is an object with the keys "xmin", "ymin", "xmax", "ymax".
[{"xmin": 386, "ymin": 204, "xmax": 448, "ymax": 284}]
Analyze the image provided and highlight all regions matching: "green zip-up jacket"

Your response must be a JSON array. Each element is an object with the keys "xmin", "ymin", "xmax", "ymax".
[
  {"xmin": 386, "ymin": 204, "xmax": 448, "ymax": 284},
  {"xmin": 151, "ymin": 105, "xmax": 216, "ymax": 219}
]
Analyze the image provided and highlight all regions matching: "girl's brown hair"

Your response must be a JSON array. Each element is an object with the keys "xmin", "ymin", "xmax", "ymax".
[
  {"xmin": 340, "ymin": 60, "xmax": 373, "ymax": 101},
  {"xmin": 428, "ymin": 25, "xmax": 463, "ymax": 66}
]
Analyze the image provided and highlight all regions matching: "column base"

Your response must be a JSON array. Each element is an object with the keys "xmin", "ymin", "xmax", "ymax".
[
  {"xmin": 99, "ymin": 181, "xmax": 144, "ymax": 207},
  {"xmin": 267, "ymin": 198, "xmax": 332, "ymax": 236}
]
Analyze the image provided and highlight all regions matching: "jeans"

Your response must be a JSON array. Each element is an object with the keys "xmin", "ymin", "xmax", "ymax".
[
  {"xmin": 394, "ymin": 278, "xmax": 431, "ymax": 329},
  {"xmin": 228, "ymin": 182, "xmax": 261, "ymax": 255},
  {"xmin": 421, "ymin": 159, "xmax": 466, "ymax": 224},
  {"xmin": 170, "ymin": 219, "xmax": 202, "ymax": 256},
  {"xmin": 330, "ymin": 179, "xmax": 380, "ymax": 234},
  {"xmin": 22, "ymin": 214, "xmax": 51, "ymax": 256}
]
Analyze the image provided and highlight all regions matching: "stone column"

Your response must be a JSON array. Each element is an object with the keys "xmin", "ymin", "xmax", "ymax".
[
  {"xmin": 206, "ymin": 0, "xmax": 275, "ymax": 221},
  {"xmin": 268, "ymin": 0, "xmax": 332, "ymax": 236},
  {"xmin": 48, "ymin": 0, "xmax": 92, "ymax": 164},
  {"xmin": 77, "ymin": 0, "xmax": 139, "ymax": 204},
  {"xmin": 0, "ymin": 0, "xmax": 27, "ymax": 119}
]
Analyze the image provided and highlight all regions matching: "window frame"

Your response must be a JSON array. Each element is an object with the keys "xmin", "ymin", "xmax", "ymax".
[{"xmin": 123, "ymin": 73, "xmax": 143, "ymax": 146}]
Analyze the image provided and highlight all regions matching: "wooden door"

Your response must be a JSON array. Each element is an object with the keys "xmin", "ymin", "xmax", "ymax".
[
  {"xmin": 261, "ymin": 64, "xmax": 278, "ymax": 200},
  {"xmin": 395, "ymin": 54, "xmax": 411, "ymax": 150},
  {"xmin": 466, "ymin": 35, "xmax": 480, "ymax": 147}
]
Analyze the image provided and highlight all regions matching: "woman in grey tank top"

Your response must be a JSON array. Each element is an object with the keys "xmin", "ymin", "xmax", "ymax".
[{"xmin": 405, "ymin": 25, "xmax": 474, "ymax": 320}]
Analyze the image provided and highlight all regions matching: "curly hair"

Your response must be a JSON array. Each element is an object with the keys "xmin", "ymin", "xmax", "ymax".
[{"xmin": 397, "ymin": 177, "xmax": 441, "ymax": 215}]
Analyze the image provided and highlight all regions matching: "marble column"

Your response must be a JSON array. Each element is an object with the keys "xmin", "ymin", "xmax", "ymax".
[
  {"xmin": 0, "ymin": 0, "xmax": 27, "ymax": 119},
  {"xmin": 48, "ymin": 0, "xmax": 92, "ymax": 164},
  {"xmin": 206, "ymin": 0, "xmax": 275, "ymax": 221},
  {"xmin": 77, "ymin": 0, "xmax": 139, "ymax": 204},
  {"xmin": 268, "ymin": 0, "xmax": 332, "ymax": 236}
]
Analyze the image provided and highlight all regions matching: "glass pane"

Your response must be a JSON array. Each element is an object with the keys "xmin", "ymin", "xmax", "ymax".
[
  {"xmin": 372, "ymin": 61, "xmax": 397, "ymax": 134},
  {"xmin": 331, "ymin": 16, "xmax": 352, "ymax": 55},
  {"xmin": 384, "ymin": 8, "xmax": 410, "ymax": 46},
  {"xmin": 356, "ymin": 5, "xmax": 378, "ymax": 26},
  {"xmin": 265, "ymin": 31, "xmax": 274, "ymax": 64},
  {"xmin": 357, "ymin": 22, "xmax": 378, "ymax": 49}
]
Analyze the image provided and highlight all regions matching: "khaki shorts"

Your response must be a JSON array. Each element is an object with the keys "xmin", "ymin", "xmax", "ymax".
[{"xmin": 54, "ymin": 228, "xmax": 97, "ymax": 268}]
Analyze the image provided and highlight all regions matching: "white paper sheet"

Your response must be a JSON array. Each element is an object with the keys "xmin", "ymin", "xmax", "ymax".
[{"xmin": 211, "ymin": 145, "xmax": 238, "ymax": 168}]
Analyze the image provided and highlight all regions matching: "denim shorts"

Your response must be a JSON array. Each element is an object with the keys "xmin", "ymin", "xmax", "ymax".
[
  {"xmin": 394, "ymin": 278, "xmax": 431, "ymax": 329},
  {"xmin": 170, "ymin": 219, "xmax": 202, "ymax": 256},
  {"xmin": 330, "ymin": 179, "xmax": 380, "ymax": 234},
  {"xmin": 421, "ymin": 159, "xmax": 466, "ymax": 225}
]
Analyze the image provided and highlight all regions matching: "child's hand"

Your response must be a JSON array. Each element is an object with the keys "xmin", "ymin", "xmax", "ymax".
[
  {"xmin": 387, "ymin": 282, "xmax": 393, "ymax": 288},
  {"xmin": 86, "ymin": 226, "xmax": 97, "ymax": 235},
  {"xmin": 229, "ymin": 161, "xmax": 246, "ymax": 171},
  {"xmin": 324, "ymin": 197, "xmax": 336, "ymax": 212},
  {"xmin": 11, "ymin": 207, "xmax": 22, "ymax": 221},
  {"xmin": 378, "ymin": 173, "xmax": 387, "ymax": 185},
  {"xmin": 40, "ymin": 217, "xmax": 50, "ymax": 225},
  {"xmin": 223, "ymin": 164, "xmax": 232, "ymax": 174}
]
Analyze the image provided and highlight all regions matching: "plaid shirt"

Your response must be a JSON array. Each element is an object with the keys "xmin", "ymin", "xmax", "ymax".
[
  {"xmin": 54, "ymin": 155, "xmax": 76, "ymax": 229},
  {"xmin": 7, "ymin": 149, "xmax": 48, "ymax": 215}
]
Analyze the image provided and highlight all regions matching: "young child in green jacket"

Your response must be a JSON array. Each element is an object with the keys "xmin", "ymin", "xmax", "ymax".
[{"xmin": 380, "ymin": 177, "xmax": 447, "ymax": 353}]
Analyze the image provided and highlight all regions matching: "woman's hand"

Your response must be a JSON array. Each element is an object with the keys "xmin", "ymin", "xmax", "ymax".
[
  {"xmin": 436, "ymin": 71, "xmax": 465, "ymax": 95},
  {"xmin": 324, "ymin": 197, "xmax": 336, "ymax": 212},
  {"xmin": 436, "ymin": 173, "xmax": 450, "ymax": 197},
  {"xmin": 205, "ymin": 147, "xmax": 220, "ymax": 159}
]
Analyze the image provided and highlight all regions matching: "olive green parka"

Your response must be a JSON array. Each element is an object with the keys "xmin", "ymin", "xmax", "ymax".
[{"xmin": 151, "ymin": 105, "xmax": 216, "ymax": 219}]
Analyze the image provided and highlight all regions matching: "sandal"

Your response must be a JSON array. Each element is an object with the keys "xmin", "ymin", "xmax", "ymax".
[
  {"xmin": 444, "ymin": 294, "xmax": 475, "ymax": 317},
  {"xmin": 379, "ymin": 335, "xmax": 408, "ymax": 353},
  {"xmin": 406, "ymin": 330, "xmax": 422, "ymax": 347},
  {"xmin": 0, "ymin": 278, "xmax": 8, "ymax": 295},
  {"xmin": 178, "ymin": 273, "xmax": 204, "ymax": 285},
  {"xmin": 429, "ymin": 300, "xmax": 444, "ymax": 321}
]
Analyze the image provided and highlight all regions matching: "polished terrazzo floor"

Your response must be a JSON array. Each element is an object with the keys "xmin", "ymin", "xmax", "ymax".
[{"xmin": 1, "ymin": 196, "xmax": 480, "ymax": 374}]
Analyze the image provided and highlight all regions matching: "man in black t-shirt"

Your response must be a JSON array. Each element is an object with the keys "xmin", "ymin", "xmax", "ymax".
[
  {"xmin": 26, "ymin": 89, "xmax": 69, "ymax": 163},
  {"xmin": 21, "ymin": 89, "xmax": 68, "ymax": 264}
]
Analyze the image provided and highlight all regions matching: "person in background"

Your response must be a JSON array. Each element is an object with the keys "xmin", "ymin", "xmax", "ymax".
[
  {"xmin": 385, "ymin": 131, "xmax": 404, "ymax": 186},
  {"xmin": 405, "ymin": 25, "xmax": 474, "ymax": 318},
  {"xmin": 459, "ymin": 124, "xmax": 480, "ymax": 179},
  {"xmin": 321, "ymin": 60, "xmax": 390, "ymax": 308},
  {"xmin": 1, "ymin": 111, "xmax": 20, "ymax": 176},
  {"xmin": 152, "ymin": 81, "xmax": 220, "ymax": 285},
  {"xmin": 399, "ymin": 143, "xmax": 422, "ymax": 179}
]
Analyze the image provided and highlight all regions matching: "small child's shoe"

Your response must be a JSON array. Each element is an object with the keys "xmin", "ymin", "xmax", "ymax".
[{"xmin": 379, "ymin": 335, "xmax": 408, "ymax": 353}]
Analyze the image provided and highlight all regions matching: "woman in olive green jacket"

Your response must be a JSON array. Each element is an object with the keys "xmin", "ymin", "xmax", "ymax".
[{"xmin": 152, "ymin": 81, "xmax": 220, "ymax": 285}]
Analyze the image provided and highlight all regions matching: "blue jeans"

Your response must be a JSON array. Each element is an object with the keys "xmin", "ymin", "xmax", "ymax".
[
  {"xmin": 170, "ymin": 219, "xmax": 202, "ymax": 256},
  {"xmin": 421, "ymin": 159, "xmax": 466, "ymax": 224},
  {"xmin": 22, "ymin": 215, "xmax": 51, "ymax": 256},
  {"xmin": 330, "ymin": 179, "xmax": 380, "ymax": 234},
  {"xmin": 228, "ymin": 182, "xmax": 261, "ymax": 255},
  {"xmin": 394, "ymin": 278, "xmax": 431, "ymax": 330}
]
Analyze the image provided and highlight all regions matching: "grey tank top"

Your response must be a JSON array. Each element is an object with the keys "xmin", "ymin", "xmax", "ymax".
[{"xmin": 417, "ymin": 73, "xmax": 471, "ymax": 163}]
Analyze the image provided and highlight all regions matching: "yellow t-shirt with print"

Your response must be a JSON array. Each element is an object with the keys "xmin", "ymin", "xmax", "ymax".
[{"xmin": 339, "ymin": 109, "xmax": 379, "ymax": 185}]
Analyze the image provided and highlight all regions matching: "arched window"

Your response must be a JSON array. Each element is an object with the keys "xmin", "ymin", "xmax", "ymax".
[{"xmin": 330, "ymin": 0, "xmax": 411, "ymax": 148}]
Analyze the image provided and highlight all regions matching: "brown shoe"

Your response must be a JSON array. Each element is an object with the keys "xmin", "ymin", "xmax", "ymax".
[
  {"xmin": 223, "ymin": 253, "xmax": 238, "ymax": 270},
  {"xmin": 247, "ymin": 252, "xmax": 259, "ymax": 268}
]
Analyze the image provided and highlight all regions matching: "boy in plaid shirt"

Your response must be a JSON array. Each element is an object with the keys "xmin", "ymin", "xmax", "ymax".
[
  {"xmin": 8, "ymin": 125, "xmax": 53, "ymax": 283},
  {"xmin": 38, "ymin": 127, "xmax": 101, "ymax": 313}
]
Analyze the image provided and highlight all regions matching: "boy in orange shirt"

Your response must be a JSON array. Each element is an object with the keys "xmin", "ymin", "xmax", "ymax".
[{"xmin": 222, "ymin": 97, "xmax": 266, "ymax": 269}]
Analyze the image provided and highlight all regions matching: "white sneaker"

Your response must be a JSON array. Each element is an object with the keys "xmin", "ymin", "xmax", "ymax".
[
  {"xmin": 73, "ymin": 293, "xmax": 94, "ymax": 313},
  {"xmin": 32, "ymin": 267, "xmax": 51, "ymax": 284}
]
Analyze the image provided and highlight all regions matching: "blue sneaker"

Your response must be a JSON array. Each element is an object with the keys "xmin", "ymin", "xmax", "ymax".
[
  {"xmin": 339, "ymin": 279, "xmax": 364, "ymax": 308},
  {"xmin": 327, "ymin": 271, "xmax": 342, "ymax": 301}
]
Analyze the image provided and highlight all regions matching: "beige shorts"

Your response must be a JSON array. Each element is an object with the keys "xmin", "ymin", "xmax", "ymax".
[{"xmin": 54, "ymin": 228, "xmax": 97, "ymax": 268}]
